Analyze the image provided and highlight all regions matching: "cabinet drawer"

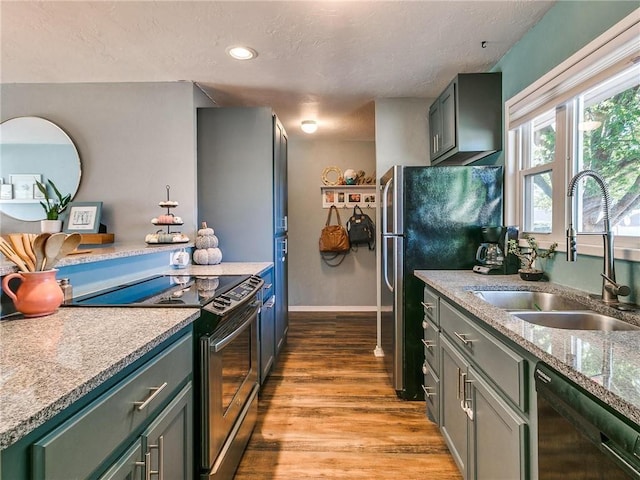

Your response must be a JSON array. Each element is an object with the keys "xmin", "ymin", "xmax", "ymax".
[
  {"xmin": 422, "ymin": 287, "xmax": 439, "ymax": 325},
  {"xmin": 423, "ymin": 364, "xmax": 440, "ymax": 425},
  {"xmin": 422, "ymin": 317, "xmax": 439, "ymax": 374},
  {"xmin": 32, "ymin": 333, "xmax": 193, "ymax": 480},
  {"xmin": 440, "ymin": 300, "xmax": 525, "ymax": 410},
  {"xmin": 261, "ymin": 268, "xmax": 274, "ymax": 302}
]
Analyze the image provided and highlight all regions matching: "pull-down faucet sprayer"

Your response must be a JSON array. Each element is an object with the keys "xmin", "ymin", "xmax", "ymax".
[{"xmin": 567, "ymin": 169, "xmax": 630, "ymax": 304}]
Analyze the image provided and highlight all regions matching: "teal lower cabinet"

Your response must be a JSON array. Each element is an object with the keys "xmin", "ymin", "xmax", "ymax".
[
  {"xmin": 4, "ymin": 331, "xmax": 193, "ymax": 480},
  {"xmin": 440, "ymin": 334, "xmax": 528, "ymax": 480},
  {"xmin": 440, "ymin": 336, "xmax": 470, "ymax": 478},
  {"xmin": 259, "ymin": 266, "xmax": 276, "ymax": 385},
  {"xmin": 423, "ymin": 288, "xmax": 532, "ymax": 480},
  {"xmin": 468, "ymin": 368, "xmax": 527, "ymax": 480},
  {"xmin": 98, "ymin": 439, "xmax": 143, "ymax": 480},
  {"xmin": 99, "ymin": 382, "xmax": 193, "ymax": 480}
]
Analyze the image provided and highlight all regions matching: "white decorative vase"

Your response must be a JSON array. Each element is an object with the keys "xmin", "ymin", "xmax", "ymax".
[{"xmin": 40, "ymin": 220, "xmax": 63, "ymax": 233}]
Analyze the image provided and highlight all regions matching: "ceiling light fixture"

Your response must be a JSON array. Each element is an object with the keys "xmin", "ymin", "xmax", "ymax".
[
  {"xmin": 301, "ymin": 120, "xmax": 318, "ymax": 134},
  {"xmin": 226, "ymin": 46, "xmax": 257, "ymax": 60}
]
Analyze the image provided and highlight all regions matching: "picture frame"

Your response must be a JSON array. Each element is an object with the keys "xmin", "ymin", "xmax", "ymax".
[
  {"xmin": 0, "ymin": 184, "xmax": 13, "ymax": 200},
  {"xmin": 10, "ymin": 174, "xmax": 41, "ymax": 200},
  {"xmin": 64, "ymin": 202, "xmax": 103, "ymax": 233},
  {"xmin": 322, "ymin": 189, "xmax": 336, "ymax": 208}
]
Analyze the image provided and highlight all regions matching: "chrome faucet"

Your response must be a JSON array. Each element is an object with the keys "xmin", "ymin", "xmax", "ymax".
[{"xmin": 567, "ymin": 170, "xmax": 630, "ymax": 304}]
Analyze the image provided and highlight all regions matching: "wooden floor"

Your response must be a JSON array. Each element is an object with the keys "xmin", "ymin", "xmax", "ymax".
[{"xmin": 234, "ymin": 312, "xmax": 461, "ymax": 479}]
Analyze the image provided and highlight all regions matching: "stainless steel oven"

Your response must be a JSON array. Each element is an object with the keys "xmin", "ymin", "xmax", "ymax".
[
  {"xmin": 198, "ymin": 289, "xmax": 260, "ymax": 479},
  {"xmin": 64, "ymin": 272, "xmax": 264, "ymax": 479}
]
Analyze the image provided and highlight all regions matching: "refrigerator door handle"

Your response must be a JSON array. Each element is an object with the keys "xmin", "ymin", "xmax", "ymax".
[
  {"xmin": 383, "ymin": 236, "xmax": 394, "ymax": 293},
  {"xmin": 381, "ymin": 177, "xmax": 393, "ymax": 234}
]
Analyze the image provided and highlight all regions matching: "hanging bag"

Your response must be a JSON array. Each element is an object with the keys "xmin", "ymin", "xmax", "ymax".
[
  {"xmin": 319, "ymin": 205, "xmax": 351, "ymax": 253},
  {"xmin": 346, "ymin": 205, "xmax": 375, "ymax": 250}
]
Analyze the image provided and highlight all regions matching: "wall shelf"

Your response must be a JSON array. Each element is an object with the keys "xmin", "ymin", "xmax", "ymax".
[{"xmin": 320, "ymin": 185, "xmax": 377, "ymax": 209}]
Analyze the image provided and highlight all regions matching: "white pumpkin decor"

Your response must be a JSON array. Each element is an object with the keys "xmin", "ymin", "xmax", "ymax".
[{"xmin": 193, "ymin": 222, "xmax": 223, "ymax": 265}]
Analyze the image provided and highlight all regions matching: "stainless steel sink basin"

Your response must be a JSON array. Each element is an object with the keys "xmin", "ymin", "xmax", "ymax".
[
  {"xmin": 513, "ymin": 311, "xmax": 640, "ymax": 331},
  {"xmin": 472, "ymin": 290, "xmax": 589, "ymax": 311}
]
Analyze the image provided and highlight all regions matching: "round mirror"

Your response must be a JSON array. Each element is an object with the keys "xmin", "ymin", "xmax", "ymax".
[{"xmin": 0, "ymin": 117, "xmax": 81, "ymax": 221}]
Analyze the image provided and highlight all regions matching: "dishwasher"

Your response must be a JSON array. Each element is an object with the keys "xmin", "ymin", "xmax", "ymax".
[{"xmin": 535, "ymin": 362, "xmax": 640, "ymax": 479}]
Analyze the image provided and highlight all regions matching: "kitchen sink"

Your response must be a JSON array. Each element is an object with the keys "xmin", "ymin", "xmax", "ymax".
[
  {"xmin": 472, "ymin": 290, "xmax": 589, "ymax": 311},
  {"xmin": 512, "ymin": 311, "xmax": 640, "ymax": 331}
]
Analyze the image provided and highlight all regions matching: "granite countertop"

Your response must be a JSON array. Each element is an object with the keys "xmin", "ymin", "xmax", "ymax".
[
  {"xmin": 414, "ymin": 270, "xmax": 640, "ymax": 426},
  {"xmin": 162, "ymin": 262, "xmax": 273, "ymax": 277},
  {"xmin": 0, "ymin": 307, "xmax": 199, "ymax": 450},
  {"xmin": 0, "ymin": 260, "xmax": 273, "ymax": 450}
]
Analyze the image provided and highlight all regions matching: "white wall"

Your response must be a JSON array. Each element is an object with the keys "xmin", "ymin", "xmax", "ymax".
[
  {"xmin": 0, "ymin": 82, "xmax": 214, "ymax": 241},
  {"xmin": 288, "ymin": 138, "xmax": 376, "ymax": 309}
]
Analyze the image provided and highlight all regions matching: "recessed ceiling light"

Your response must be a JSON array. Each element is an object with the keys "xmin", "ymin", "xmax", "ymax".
[
  {"xmin": 301, "ymin": 120, "xmax": 318, "ymax": 134},
  {"xmin": 226, "ymin": 46, "xmax": 257, "ymax": 60}
]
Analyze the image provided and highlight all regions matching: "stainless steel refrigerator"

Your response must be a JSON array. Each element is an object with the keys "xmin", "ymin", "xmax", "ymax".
[{"xmin": 380, "ymin": 165, "xmax": 503, "ymax": 399}]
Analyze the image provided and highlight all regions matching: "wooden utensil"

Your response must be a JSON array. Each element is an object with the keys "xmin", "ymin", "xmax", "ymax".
[
  {"xmin": 7, "ymin": 234, "xmax": 34, "ymax": 272},
  {"xmin": 0, "ymin": 237, "xmax": 30, "ymax": 272},
  {"xmin": 21, "ymin": 234, "xmax": 37, "ymax": 269},
  {"xmin": 42, "ymin": 233, "xmax": 66, "ymax": 270},
  {"xmin": 32, "ymin": 233, "xmax": 51, "ymax": 271},
  {"xmin": 46, "ymin": 233, "xmax": 82, "ymax": 269}
]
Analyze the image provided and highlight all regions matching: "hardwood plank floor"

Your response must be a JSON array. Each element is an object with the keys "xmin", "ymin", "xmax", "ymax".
[{"xmin": 234, "ymin": 312, "xmax": 461, "ymax": 479}]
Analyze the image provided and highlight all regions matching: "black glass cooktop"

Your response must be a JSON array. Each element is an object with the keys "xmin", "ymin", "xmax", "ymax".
[{"xmin": 68, "ymin": 274, "xmax": 249, "ymax": 307}]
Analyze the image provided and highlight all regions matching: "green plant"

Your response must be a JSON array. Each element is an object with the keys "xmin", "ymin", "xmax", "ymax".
[
  {"xmin": 507, "ymin": 233, "xmax": 558, "ymax": 271},
  {"xmin": 35, "ymin": 179, "xmax": 71, "ymax": 220}
]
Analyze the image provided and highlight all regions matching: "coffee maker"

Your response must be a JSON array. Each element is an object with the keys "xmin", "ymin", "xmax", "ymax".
[{"xmin": 473, "ymin": 226, "xmax": 519, "ymax": 275}]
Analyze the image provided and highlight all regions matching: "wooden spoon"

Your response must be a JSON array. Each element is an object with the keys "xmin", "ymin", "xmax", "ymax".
[
  {"xmin": 7, "ymin": 234, "xmax": 34, "ymax": 272},
  {"xmin": 42, "ymin": 233, "xmax": 67, "ymax": 270},
  {"xmin": 0, "ymin": 237, "xmax": 30, "ymax": 272},
  {"xmin": 32, "ymin": 233, "xmax": 51, "ymax": 271},
  {"xmin": 21, "ymin": 234, "xmax": 37, "ymax": 269},
  {"xmin": 46, "ymin": 233, "xmax": 82, "ymax": 269}
]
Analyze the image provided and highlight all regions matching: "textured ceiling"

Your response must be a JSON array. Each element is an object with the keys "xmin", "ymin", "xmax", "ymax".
[{"xmin": 1, "ymin": 1, "xmax": 555, "ymax": 140}]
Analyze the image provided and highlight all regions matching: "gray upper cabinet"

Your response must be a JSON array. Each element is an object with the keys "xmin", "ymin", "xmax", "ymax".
[{"xmin": 428, "ymin": 73, "xmax": 502, "ymax": 166}]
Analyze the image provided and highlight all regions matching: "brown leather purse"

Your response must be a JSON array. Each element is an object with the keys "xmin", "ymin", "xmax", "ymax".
[{"xmin": 319, "ymin": 206, "xmax": 350, "ymax": 253}]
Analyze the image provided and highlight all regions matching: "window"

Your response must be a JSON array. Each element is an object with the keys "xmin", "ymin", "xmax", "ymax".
[{"xmin": 506, "ymin": 11, "xmax": 640, "ymax": 259}]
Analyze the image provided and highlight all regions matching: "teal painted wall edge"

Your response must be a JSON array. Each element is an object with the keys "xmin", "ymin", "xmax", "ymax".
[{"xmin": 490, "ymin": 1, "xmax": 639, "ymax": 301}]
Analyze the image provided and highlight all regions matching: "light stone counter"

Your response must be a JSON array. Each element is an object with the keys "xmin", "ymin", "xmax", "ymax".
[
  {"xmin": 162, "ymin": 262, "xmax": 273, "ymax": 276},
  {"xmin": 0, "ymin": 306, "xmax": 199, "ymax": 449},
  {"xmin": 414, "ymin": 270, "xmax": 640, "ymax": 425}
]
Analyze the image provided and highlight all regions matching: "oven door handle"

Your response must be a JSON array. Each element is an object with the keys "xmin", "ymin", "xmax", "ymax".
[{"xmin": 212, "ymin": 304, "xmax": 259, "ymax": 353}]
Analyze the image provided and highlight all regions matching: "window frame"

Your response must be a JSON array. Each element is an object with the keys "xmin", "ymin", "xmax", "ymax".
[{"xmin": 505, "ymin": 9, "xmax": 640, "ymax": 261}]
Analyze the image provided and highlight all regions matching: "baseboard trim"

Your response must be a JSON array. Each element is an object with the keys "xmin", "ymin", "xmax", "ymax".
[{"xmin": 289, "ymin": 305, "xmax": 377, "ymax": 312}]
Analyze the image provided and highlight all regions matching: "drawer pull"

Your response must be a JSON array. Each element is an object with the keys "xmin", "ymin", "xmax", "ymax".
[
  {"xmin": 421, "ymin": 384, "xmax": 437, "ymax": 398},
  {"xmin": 454, "ymin": 332, "xmax": 473, "ymax": 346},
  {"xmin": 421, "ymin": 339, "xmax": 435, "ymax": 350},
  {"xmin": 421, "ymin": 301, "xmax": 434, "ymax": 311},
  {"xmin": 134, "ymin": 382, "xmax": 168, "ymax": 411}
]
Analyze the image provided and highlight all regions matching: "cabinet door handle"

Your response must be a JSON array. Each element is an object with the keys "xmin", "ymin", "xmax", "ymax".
[
  {"xmin": 463, "ymin": 378, "xmax": 474, "ymax": 421},
  {"xmin": 134, "ymin": 382, "xmax": 168, "ymax": 411},
  {"xmin": 422, "ymin": 362, "xmax": 428, "ymax": 374},
  {"xmin": 149, "ymin": 435, "xmax": 164, "ymax": 480},
  {"xmin": 421, "ymin": 384, "xmax": 437, "ymax": 398},
  {"xmin": 422, "ymin": 319, "xmax": 428, "ymax": 329},
  {"xmin": 457, "ymin": 368, "xmax": 462, "ymax": 400},
  {"xmin": 421, "ymin": 339, "xmax": 435, "ymax": 350},
  {"xmin": 454, "ymin": 332, "xmax": 473, "ymax": 346},
  {"xmin": 421, "ymin": 301, "xmax": 434, "ymax": 311},
  {"xmin": 139, "ymin": 452, "xmax": 151, "ymax": 480}
]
